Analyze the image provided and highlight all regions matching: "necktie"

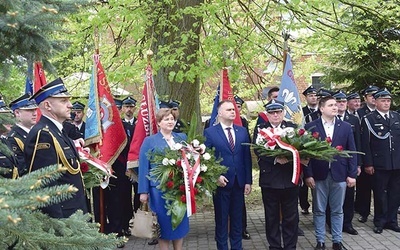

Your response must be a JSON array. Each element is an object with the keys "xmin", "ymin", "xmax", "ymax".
[
  {"xmin": 226, "ymin": 127, "xmax": 235, "ymax": 151},
  {"xmin": 310, "ymin": 108, "xmax": 315, "ymax": 113},
  {"xmin": 385, "ymin": 114, "xmax": 389, "ymax": 122},
  {"xmin": 337, "ymin": 115, "xmax": 342, "ymax": 121}
]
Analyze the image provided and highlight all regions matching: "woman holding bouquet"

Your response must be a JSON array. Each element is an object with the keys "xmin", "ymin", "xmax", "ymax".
[{"xmin": 138, "ymin": 108, "xmax": 189, "ymax": 250}]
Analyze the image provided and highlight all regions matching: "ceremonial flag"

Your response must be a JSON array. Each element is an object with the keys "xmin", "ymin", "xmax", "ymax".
[
  {"xmin": 127, "ymin": 64, "xmax": 158, "ymax": 169},
  {"xmin": 85, "ymin": 54, "xmax": 127, "ymax": 165},
  {"xmin": 25, "ymin": 64, "xmax": 33, "ymax": 95},
  {"xmin": 208, "ymin": 84, "xmax": 220, "ymax": 126},
  {"xmin": 33, "ymin": 62, "xmax": 47, "ymax": 93},
  {"xmin": 84, "ymin": 65, "xmax": 102, "ymax": 146},
  {"xmin": 221, "ymin": 68, "xmax": 242, "ymax": 126},
  {"xmin": 277, "ymin": 53, "xmax": 304, "ymax": 126}
]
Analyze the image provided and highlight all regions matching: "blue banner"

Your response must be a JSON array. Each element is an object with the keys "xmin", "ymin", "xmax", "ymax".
[
  {"xmin": 209, "ymin": 84, "xmax": 220, "ymax": 126},
  {"xmin": 84, "ymin": 66, "xmax": 102, "ymax": 144}
]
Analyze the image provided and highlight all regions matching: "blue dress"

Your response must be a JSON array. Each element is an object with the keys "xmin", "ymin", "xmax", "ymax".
[{"xmin": 138, "ymin": 132, "xmax": 189, "ymax": 240}]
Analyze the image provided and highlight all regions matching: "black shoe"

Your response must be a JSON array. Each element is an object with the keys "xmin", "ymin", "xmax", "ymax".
[
  {"xmin": 332, "ymin": 242, "xmax": 347, "ymax": 250},
  {"xmin": 385, "ymin": 224, "xmax": 400, "ymax": 232},
  {"xmin": 298, "ymin": 227, "xmax": 305, "ymax": 236},
  {"xmin": 242, "ymin": 230, "xmax": 251, "ymax": 240},
  {"xmin": 314, "ymin": 242, "xmax": 325, "ymax": 250},
  {"xmin": 148, "ymin": 239, "xmax": 158, "ymax": 245},
  {"xmin": 343, "ymin": 226, "xmax": 358, "ymax": 235},
  {"xmin": 373, "ymin": 227, "xmax": 383, "ymax": 234},
  {"xmin": 123, "ymin": 228, "xmax": 131, "ymax": 236},
  {"xmin": 358, "ymin": 216, "xmax": 367, "ymax": 223},
  {"xmin": 301, "ymin": 209, "xmax": 310, "ymax": 215}
]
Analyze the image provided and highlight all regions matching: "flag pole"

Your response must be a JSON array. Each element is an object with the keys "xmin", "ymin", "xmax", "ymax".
[
  {"xmin": 94, "ymin": 26, "xmax": 105, "ymax": 233},
  {"xmin": 282, "ymin": 31, "xmax": 290, "ymax": 72}
]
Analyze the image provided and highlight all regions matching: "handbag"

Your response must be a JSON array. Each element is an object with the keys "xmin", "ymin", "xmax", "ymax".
[{"xmin": 132, "ymin": 202, "xmax": 160, "ymax": 239}]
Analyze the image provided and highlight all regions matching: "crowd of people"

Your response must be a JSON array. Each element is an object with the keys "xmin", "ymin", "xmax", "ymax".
[{"xmin": 1, "ymin": 78, "xmax": 400, "ymax": 250}]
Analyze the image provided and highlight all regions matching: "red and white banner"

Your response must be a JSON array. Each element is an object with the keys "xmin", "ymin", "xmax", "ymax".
[
  {"xmin": 180, "ymin": 147, "xmax": 201, "ymax": 217},
  {"xmin": 221, "ymin": 68, "xmax": 242, "ymax": 126},
  {"xmin": 127, "ymin": 64, "xmax": 158, "ymax": 168}
]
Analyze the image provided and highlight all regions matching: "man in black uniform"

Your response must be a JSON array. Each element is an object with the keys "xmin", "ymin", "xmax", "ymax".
[
  {"xmin": 304, "ymin": 88, "xmax": 333, "ymax": 123},
  {"xmin": 24, "ymin": 78, "xmax": 88, "ymax": 218},
  {"xmin": 355, "ymin": 85, "xmax": 379, "ymax": 223},
  {"xmin": 169, "ymin": 100, "xmax": 188, "ymax": 133},
  {"xmin": 299, "ymin": 85, "xmax": 318, "ymax": 215},
  {"xmin": 71, "ymin": 101, "xmax": 86, "ymax": 138},
  {"xmin": 361, "ymin": 88, "xmax": 400, "ymax": 234},
  {"xmin": 253, "ymin": 99, "xmax": 300, "ymax": 250},
  {"xmin": 1, "ymin": 101, "xmax": 18, "ymax": 179},
  {"xmin": 7, "ymin": 93, "xmax": 38, "ymax": 176},
  {"xmin": 346, "ymin": 93, "xmax": 361, "ymax": 118}
]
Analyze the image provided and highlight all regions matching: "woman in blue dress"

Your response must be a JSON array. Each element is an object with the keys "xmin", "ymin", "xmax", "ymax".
[{"xmin": 138, "ymin": 108, "xmax": 189, "ymax": 250}]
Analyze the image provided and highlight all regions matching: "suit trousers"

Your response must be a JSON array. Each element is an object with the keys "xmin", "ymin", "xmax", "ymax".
[
  {"xmin": 372, "ymin": 169, "xmax": 400, "ymax": 227},
  {"xmin": 354, "ymin": 170, "xmax": 373, "ymax": 217},
  {"xmin": 213, "ymin": 177, "xmax": 244, "ymax": 250},
  {"xmin": 262, "ymin": 186, "xmax": 299, "ymax": 250}
]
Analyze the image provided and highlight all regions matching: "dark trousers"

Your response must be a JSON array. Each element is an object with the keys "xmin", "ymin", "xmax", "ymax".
[
  {"xmin": 132, "ymin": 182, "xmax": 140, "ymax": 213},
  {"xmin": 299, "ymin": 179, "xmax": 310, "ymax": 211},
  {"xmin": 372, "ymin": 169, "xmax": 400, "ymax": 227},
  {"xmin": 242, "ymin": 203, "xmax": 247, "ymax": 232},
  {"xmin": 326, "ymin": 186, "xmax": 355, "ymax": 229},
  {"xmin": 262, "ymin": 186, "xmax": 299, "ymax": 250},
  {"xmin": 354, "ymin": 170, "xmax": 373, "ymax": 217},
  {"xmin": 213, "ymin": 178, "xmax": 244, "ymax": 250}
]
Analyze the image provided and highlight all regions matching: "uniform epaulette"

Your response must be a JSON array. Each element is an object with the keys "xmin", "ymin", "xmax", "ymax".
[{"xmin": 42, "ymin": 126, "xmax": 50, "ymax": 132}]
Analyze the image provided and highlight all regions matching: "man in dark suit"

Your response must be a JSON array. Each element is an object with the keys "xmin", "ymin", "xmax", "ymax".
[
  {"xmin": 325, "ymin": 90, "xmax": 361, "ymax": 235},
  {"xmin": 24, "ymin": 78, "xmax": 88, "ymax": 218},
  {"xmin": 299, "ymin": 85, "xmax": 318, "ymax": 215},
  {"xmin": 7, "ymin": 93, "xmax": 38, "ymax": 176},
  {"xmin": 71, "ymin": 101, "xmax": 86, "ymax": 138},
  {"xmin": 354, "ymin": 85, "xmax": 379, "ymax": 223},
  {"xmin": 204, "ymin": 100, "xmax": 252, "ymax": 250},
  {"xmin": 304, "ymin": 96, "xmax": 357, "ymax": 250},
  {"xmin": 253, "ymin": 99, "xmax": 300, "ymax": 249},
  {"xmin": 360, "ymin": 88, "xmax": 400, "ymax": 234}
]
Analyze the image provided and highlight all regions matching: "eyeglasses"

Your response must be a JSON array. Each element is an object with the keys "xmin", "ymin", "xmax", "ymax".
[{"xmin": 267, "ymin": 110, "xmax": 283, "ymax": 114}]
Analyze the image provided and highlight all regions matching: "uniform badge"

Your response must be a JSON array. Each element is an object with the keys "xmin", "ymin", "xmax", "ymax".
[
  {"xmin": 377, "ymin": 115, "xmax": 381, "ymax": 119},
  {"xmin": 378, "ymin": 132, "xmax": 382, "ymax": 136},
  {"xmin": 36, "ymin": 143, "xmax": 51, "ymax": 150},
  {"xmin": 380, "ymin": 126, "xmax": 384, "ymax": 130}
]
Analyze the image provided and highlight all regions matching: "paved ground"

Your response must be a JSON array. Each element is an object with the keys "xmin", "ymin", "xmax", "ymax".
[{"xmin": 120, "ymin": 205, "xmax": 400, "ymax": 249}]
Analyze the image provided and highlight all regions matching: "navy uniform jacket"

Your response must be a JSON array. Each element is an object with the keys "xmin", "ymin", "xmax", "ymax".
[
  {"xmin": 342, "ymin": 111, "xmax": 362, "ymax": 166},
  {"xmin": 302, "ymin": 106, "xmax": 316, "ymax": 117},
  {"xmin": 0, "ymin": 137, "xmax": 18, "ymax": 178},
  {"xmin": 305, "ymin": 110, "xmax": 321, "ymax": 123},
  {"xmin": 357, "ymin": 105, "xmax": 373, "ymax": 120},
  {"xmin": 304, "ymin": 118, "xmax": 358, "ymax": 182},
  {"xmin": 24, "ymin": 116, "xmax": 88, "ymax": 218},
  {"xmin": 360, "ymin": 110, "xmax": 400, "ymax": 170},
  {"xmin": 7, "ymin": 125, "xmax": 29, "ymax": 175},
  {"xmin": 63, "ymin": 121, "xmax": 83, "ymax": 140},
  {"xmin": 253, "ymin": 121, "xmax": 299, "ymax": 189},
  {"xmin": 77, "ymin": 121, "xmax": 85, "ymax": 138}
]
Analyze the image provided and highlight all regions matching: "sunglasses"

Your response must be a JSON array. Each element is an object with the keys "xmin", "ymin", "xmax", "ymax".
[{"xmin": 267, "ymin": 110, "xmax": 283, "ymax": 114}]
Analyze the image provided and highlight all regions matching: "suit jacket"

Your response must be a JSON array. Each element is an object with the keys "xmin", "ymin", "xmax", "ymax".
[
  {"xmin": 138, "ymin": 132, "xmax": 187, "ymax": 194},
  {"xmin": 7, "ymin": 125, "xmax": 29, "ymax": 175},
  {"xmin": 24, "ymin": 116, "xmax": 88, "ymax": 218},
  {"xmin": 304, "ymin": 117, "xmax": 357, "ymax": 182},
  {"xmin": 342, "ymin": 111, "xmax": 362, "ymax": 166},
  {"xmin": 204, "ymin": 123, "xmax": 252, "ymax": 188},
  {"xmin": 253, "ymin": 121, "xmax": 299, "ymax": 189},
  {"xmin": 360, "ymin": 110, "xmax": 400, "ymax": 170}
]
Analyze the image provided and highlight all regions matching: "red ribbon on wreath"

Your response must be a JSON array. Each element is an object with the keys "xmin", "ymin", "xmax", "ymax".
[
  {"xmin": 258, "ymin": 127, "xmax": 301, "ymax": 185},
  {"xmin": 180, "ymin": 146, "xmax": 201, "ymax": 217}
]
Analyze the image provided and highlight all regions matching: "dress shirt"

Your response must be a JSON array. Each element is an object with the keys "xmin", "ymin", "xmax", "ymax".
[
  {"xmin": 321, "ymin": 117, "xmax": 335, "ymax": 139},
  {"xmin": 220, "ymin": 123, "xmax": 235, "ymax": 145}
]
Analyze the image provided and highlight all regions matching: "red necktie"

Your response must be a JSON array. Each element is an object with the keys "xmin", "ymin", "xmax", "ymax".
[{"xmin": 226, "ymin": 127, "xmax": 235, "ymax": 151}]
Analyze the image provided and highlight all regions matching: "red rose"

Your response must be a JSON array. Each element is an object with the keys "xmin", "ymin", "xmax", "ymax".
[
  {"xmin": 80, "ymin": 162, "xmax": 89, "ymax": 173},
  {"xmin": 298, "ymin": 128, "xmax": 306, "ymax": 136},
  {"xmin": 176, "ymin": 159, "xmax": 182, "ymax": 167},
  {"xmin": 267, "ymin": 140, "xmax": 276, "ymax": 147},
  {"xmin": 168, "ymin": 171, "xmax": 174, "ymax": 179},
  {"xmin": 326, "ymin": 137, "xmax": 332, "ymax": 143},
  {"xmin": 196, "ymin": 176, "xmax": 203, "ymax": 183},
  {"xmin": 336, "ymin": 145, "xmax": 343, "ymax": 151},
  {"xmin": 180, "ymin": 195, "xmax": 187, "ymax": 203},
  {"xmin": 166, "ymin": 181, "xmax": 174, "ymax": 189},
  {"xmin": 179, "ymin": 185, "xmax": 186, "ymax": 192},
  {"xmin": 312, "ymin": 132, "xmax": 320, "ymax": 139}
]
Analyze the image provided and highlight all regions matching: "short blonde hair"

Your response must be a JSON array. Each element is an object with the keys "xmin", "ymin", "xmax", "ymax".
[{"xmin": 156, "ymin": 108, "xmax": 177, "ymax": 123}]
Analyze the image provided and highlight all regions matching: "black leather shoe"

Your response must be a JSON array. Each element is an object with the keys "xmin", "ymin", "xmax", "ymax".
[
  {"xmin": 314, "ymin": 242, "xmax": 326, "ymax": 250},
  {"xmin": 343, "ymin": 226, "xmax": 358, "ymax": 235},
  {"xmin": 373, "ymin": 227, "xmax": 383, "ymax": 234},
  {"xmin": 242, "ymin": 230, "xmax": 251, "ymax": 240},
  {"xmin": 332, "ymin": 242, "xmax": 347, "ymax": 250},
  {"xmin": 148, "ymin": 239, "xmax": 158, "ymax": 245},
  {"xmin": 385, "ymin": 224, "xmax": 400, "ymax": 232},
  {"xmin": 358, "ymin": 216, "xmax": 367, "ymax": 223},
  {"xmin": 298, "ymin": 227, "xmax": 305, "ymax": 236},
  {"xmin": 301, "ymin": 208, "xmax": 310, "ymax": 215}
]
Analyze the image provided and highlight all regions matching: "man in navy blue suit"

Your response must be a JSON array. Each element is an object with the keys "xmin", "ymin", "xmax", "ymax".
[
  {"xmin": 204, "ymin": 100, "xmax": 252, "ymax": 250},
  {"xmin": 304, "ymin": 96, "xmax": 357, "ymax": 250}
]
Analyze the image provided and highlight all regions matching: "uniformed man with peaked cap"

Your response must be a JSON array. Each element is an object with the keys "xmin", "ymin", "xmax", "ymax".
[
  {"xmin": 71, "ymin": 101, "xmax": 86, "ymax": 138},
  {"xmin": 24, "ymin": 78, "xmax": 88, "ymax": 218},
  {"xmin": 360, "ymin": 88, "xmax": 400, "ymax": 234},
  {"xmin": 7, "ymin": 93, "xmax": 38, "ymax": 176}
]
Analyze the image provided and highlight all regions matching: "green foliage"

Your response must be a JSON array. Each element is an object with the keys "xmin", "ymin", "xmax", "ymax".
[{"xmin": 0, "ymin": 165, "xmax": 124, "ymax": 249}]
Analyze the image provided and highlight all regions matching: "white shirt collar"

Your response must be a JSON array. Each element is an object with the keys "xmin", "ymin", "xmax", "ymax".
[{"xmin": 44, "ymin": 115, "xmax": 64, "ymax": 132}]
